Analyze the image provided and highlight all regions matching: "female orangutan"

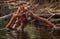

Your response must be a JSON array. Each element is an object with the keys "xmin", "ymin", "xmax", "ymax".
[{"xmin": 6, "ymin": 6, "xmax": 57, "ymax": 32}]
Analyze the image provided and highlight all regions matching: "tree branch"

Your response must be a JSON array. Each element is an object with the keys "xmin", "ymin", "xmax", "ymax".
[{"xmin": 0, "ymin": 12, "xmax": 15, "ymax": 21}]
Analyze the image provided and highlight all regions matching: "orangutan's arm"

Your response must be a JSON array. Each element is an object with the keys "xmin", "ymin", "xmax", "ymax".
[
  {"xmin": 12, "ymin": 17, "xmax": 19, "ymax": 29},
  {"xmin": 12, "ymin": 24, "xmax": 17, "ymax": 29},
  {"xmin": 6, "ymin": 14, "xmax": 17, "ymax": 28},
  {"xmin": 32, "ymin": 13, "xmax": 56, "ymax": 28}
]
